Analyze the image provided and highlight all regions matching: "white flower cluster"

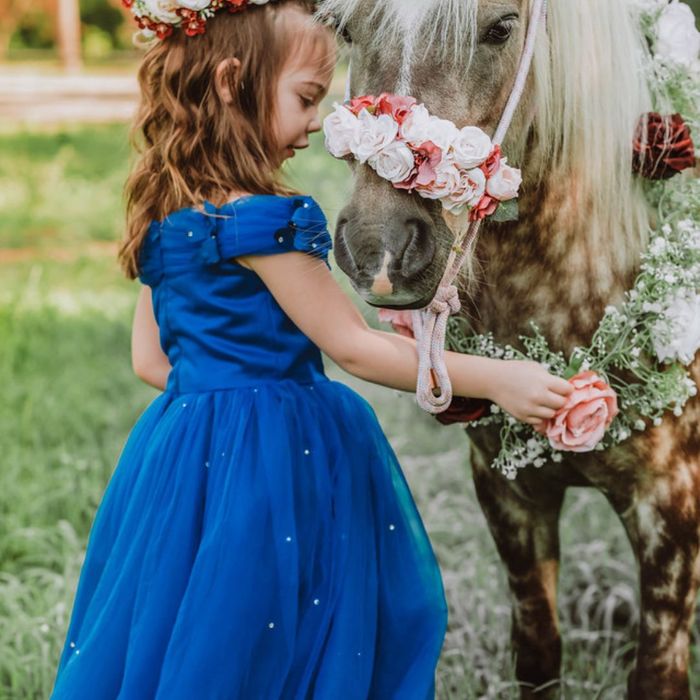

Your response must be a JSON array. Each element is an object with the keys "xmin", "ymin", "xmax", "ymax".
[
  {"xmin": 653, "ymin": 1, "xmax": 700, "ymax": 71},
  {"xmin": 324, "ymin": 100, "xmax": 522, "ymax": 217}
]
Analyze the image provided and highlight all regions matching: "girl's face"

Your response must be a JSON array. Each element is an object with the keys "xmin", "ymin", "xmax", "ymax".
[{"xmin": 273, "ymin": 21, "xmax": 335, "ymax": 166}]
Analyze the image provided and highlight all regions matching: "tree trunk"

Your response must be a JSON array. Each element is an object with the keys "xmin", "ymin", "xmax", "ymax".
[{"xmin": 56, "ymin": 0, "xmax": 81, "ymax": 73}]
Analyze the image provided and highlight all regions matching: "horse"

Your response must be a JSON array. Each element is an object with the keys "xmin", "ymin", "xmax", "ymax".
[{"xmin": 316, "ymin": 1, "xmax": 700, "ymax": 697}]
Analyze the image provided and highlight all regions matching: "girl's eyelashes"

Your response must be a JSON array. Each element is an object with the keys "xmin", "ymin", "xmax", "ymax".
[{"xmin": 299, "ymin": 95, "xmax": 317, "ymax": 108}]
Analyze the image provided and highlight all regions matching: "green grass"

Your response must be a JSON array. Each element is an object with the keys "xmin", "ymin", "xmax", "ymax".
[{"xmin": 0, "ymin": 124, "xmax": 698, "ymax": 699}]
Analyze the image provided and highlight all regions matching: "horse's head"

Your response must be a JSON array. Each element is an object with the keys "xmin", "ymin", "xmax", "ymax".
[
  {"xmin": 318, "ymin": 0, "xmax": 531, "ymax": 308},
  {"xmin": 318, "ymin": 0, "xmax": 655, "ymax": 310}
]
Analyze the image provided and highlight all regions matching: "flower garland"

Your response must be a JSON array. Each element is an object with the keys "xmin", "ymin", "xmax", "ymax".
[
  {"xmin": 440, "ymin": 0, "xmax": 700, "ymax": 479},
  {"xmin": 122, "ymin": 0, "xmax": 271, "ymax": 40},
  {"xmin": 378, "ymin": 0, "xmax": 700, "ymax": 479},
  {"xmin": 323, "ymin": 94, "xmax": 522, "ymax": 221}
]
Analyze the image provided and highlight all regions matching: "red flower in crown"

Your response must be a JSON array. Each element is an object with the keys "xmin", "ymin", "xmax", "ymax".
[
  {"xmin": 122, "ymin": 0, "xmax": 273, "ymax": 39},
  {"xmin": 632, "ymin": 112, "xmax": 696, "ymax": 180}
]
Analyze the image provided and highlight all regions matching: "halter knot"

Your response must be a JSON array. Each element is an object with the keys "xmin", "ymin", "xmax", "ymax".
[{"xmin": 428, "ymin": 285, "xmax": 461, "ymax": 316}]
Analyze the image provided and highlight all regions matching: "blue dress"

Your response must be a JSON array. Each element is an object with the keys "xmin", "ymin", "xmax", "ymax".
[{"xmin": 50, "ymin": 194, "xmax": 447, "ymax": 700}]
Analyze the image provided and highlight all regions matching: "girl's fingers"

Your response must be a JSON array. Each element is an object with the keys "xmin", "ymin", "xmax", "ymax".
[
  {"xmin": 549, "ymin": 377, "xmax": 574, "ymax": 395},
  {"xmin": 543, "ymin": 392, "xmax": 568, "ymax": 410}
]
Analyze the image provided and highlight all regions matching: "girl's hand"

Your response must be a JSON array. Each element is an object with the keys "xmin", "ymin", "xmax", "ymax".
[{"xmin": 488, "ymin": 360, "xmax": 574, "ymax": 427}]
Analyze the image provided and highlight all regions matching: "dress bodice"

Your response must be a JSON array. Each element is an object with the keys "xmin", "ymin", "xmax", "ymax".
[{"xmin": 137, "ymin": 194, "xmax": 333, "ymax": 394}]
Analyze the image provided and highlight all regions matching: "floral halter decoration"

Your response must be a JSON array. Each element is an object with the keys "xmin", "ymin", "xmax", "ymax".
[
  {"xmin": 122, "ymin": 0, "xmax": 272, "ymax": 40},
  {"xmin": 324, "ymin": 96, "xmax": 521, "ymax": 222}
]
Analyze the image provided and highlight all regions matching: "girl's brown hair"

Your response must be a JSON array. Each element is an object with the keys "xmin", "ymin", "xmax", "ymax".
[{"xmin": 119, "ymin": 0, "xmax": 333, "ymax": 279}]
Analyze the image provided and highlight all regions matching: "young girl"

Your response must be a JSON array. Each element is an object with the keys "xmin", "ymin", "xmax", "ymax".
[{"xmin": 51, "ymin": 1, "xmax": 573, "ymax": 698}]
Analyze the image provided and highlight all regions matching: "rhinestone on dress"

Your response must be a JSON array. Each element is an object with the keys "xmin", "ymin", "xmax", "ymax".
[
  {"xmin": 187, "ymin": 231, "xmax": 193, "ymax": 238},
  {"xmin": 389, "ymin": 524, "xmax": 396, "ymax": 531},
  {"xmin": 285, "ymin": 536, "xmax": 292, "ymax": 542},
  {"xmin": 268, "ymin": 622, "xmax": 275, "ymax": 629},
  {"xmin": 313, "ymin": 599, "xmax": 320, "ymax": 606},
  {"xmin": 304, "ymin": 449, "xmax": 310, "ymax": 455},
  {"xmin": 69, "ymin": 642, "xmax": 76, "ymax": 648}
]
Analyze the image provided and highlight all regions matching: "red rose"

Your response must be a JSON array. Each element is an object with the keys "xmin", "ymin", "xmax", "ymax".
[{"xmin": 632, "ymin": 112, "xmax": 696, "ymax": 180}]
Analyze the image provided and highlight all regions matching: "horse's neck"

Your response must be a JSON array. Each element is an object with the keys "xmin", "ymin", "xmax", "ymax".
[{"xmin": 468, "ymin": 170, "xmax": 646, "ymax": 352}]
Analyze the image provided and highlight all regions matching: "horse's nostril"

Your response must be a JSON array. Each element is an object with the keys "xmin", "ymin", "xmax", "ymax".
[{"xmin": 401, "ymin": 218, "xmax": 436, "ymax": 279}]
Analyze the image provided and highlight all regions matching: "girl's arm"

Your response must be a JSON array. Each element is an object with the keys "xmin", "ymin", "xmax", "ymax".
[
  {"xmin": 131, "ymin": 285, "xmax": 172, "ymax": 391},
  {"xmin": 240, "ymin": 252, "xmax": 573, "ymax": 426}
]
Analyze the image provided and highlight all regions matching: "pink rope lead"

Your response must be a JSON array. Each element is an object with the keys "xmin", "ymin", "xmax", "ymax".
[{"xmin": 414, "ymin": 0, "xmax": 548, "ymax": 413}]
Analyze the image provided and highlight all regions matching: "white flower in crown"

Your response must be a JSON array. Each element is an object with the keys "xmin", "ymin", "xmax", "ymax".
[
  {"xmin": 655, "ymin": 1, "xmax": 700, "ymax": 68},
  {"xmin": 138, "ymin": 0, "xmax": 180, "ymax": 24},
  {"xmin": 368, "ymin": 141, "xmax": 416, "ymax": 183},
  {"xmin": 178, "ymin": 0, "xmax": 211, "ymax": 9},
  {"xmin": 486, "ymin": 159, "xmax": 522, "ymax": 201},
  {"xmin": 451, "ymin": 126, "xmax": 493, "ymax": 170},
  {"xmin": 652, "ymin": 291, "xmax": 700, "ymax": 365},
  {"xmin": 323, "ymin": 103, "xmax": 361, "ymax": 158},
  {"xmin": 349, "ymin": 110, "xmax": 398, "ymax": 163}
]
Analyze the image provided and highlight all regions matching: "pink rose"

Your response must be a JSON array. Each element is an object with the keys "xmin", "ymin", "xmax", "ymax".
[
  {"xmin": 377, "ymin": 309, "xmax": 415, "ymax": 339},
  {"xmin": 486, "ymin": 160, "xmax": 522, "ymax": 201},
  {"xmin": 347, "ymin": 95, "xmax": 377, "ymax": 115},
  {"xmin": 395, "ymin": 140, "xmax": 442, "ymax": 191},
  {"xmin": 541, "ymin": 371, "xmax": 619, "ymax": 453},
  {"xmin": 375, "ymin": 93, "xmax": 418, "ymax": 125}
]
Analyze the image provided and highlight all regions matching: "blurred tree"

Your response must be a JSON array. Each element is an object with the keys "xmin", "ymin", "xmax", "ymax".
[{"xmin": 0, "ymin": 0, "xmax": 35, "ymax": 58}]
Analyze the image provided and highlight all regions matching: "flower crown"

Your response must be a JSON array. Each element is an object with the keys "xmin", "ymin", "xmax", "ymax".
[
  {"xmin": 323, "ymin": 94, "xmax": 523, "ymax": 221},
  {"xmin": 122, "ymin": 0, "xmax": 272, "ymax": 40}
]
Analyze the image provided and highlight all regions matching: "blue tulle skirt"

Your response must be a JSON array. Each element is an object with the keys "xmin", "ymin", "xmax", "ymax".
[{"xmin": 51, "ymin": 378, "xmax": 447, "ymax": 699}]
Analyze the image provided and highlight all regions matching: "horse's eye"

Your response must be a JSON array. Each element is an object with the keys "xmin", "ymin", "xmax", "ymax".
[
  {"xmin": 484, "ymin": 15, "xmax": 518, "ymax": 45},
  {"xmin": 318, "ymin": 11, "xmax": 352, "ymax": 44}
]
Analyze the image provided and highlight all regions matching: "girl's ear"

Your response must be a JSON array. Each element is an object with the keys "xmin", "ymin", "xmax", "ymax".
[{"xmin": 215, "ymin": 57, "xmax": 242, "ymax": 104}]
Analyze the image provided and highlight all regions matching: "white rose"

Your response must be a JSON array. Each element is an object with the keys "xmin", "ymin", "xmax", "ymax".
[
  {"xmin": 400, "ymin": 104, "xmax": 432, "ymax": 145},
  {"xmin": 652, "ymin": 291, "xmax": 700, "ymax": 365},
  {"xmin": 400, "ymin": 105, "xmax": 458, "ymax": 150},
  {"xmin": 349, "ymin": 110, "xmax": 399, "ymax": 163},
  {"xmin": 451, "ymin": 126, "xmax": 493, "ymax": 169},
  {"xmin": 486, "ymin": 161, "xmax": 522, "ymax": 201},
  {"xmin": 139, "ymin": 0, "xmax": 180, "ymax": 23},
  {"xmin": 323, "ymin": 104, "xmax": 360, "ymax": 158},
  {"xmin": 176, "ymin": 0, "xmax": 210, "ymax": 9},
  {"xmin": 426, "ymin": 116, "xmax": 459, "ymax": 151},
  {"xmin": 444, "ymin": 167, "xmax": 487, "ymax": 214},
  {"xmin": 655, "ymin": 1, "xmax": 700, "ymax": 67},
  {"xmin": 416, "ymin": 157, "xmax": 461, "ymax": 200},
  {"xmin": 368, "ymin": 141, "xmax": 415, "ymax": 183}
]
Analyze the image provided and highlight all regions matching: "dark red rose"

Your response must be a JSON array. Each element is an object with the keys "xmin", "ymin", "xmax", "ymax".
[
  {"xmin": 434, "ymin": 397, "xmax": 491, "ymax": 426},
  {"xmin": 632, "ymin": 112, "xmax": 696, "ymax": 180}
]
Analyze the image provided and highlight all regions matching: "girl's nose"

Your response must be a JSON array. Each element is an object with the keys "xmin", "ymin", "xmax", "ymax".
[{"xmin": 308, "ymin": 115, "xmax": 321, "ymax": 133}]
